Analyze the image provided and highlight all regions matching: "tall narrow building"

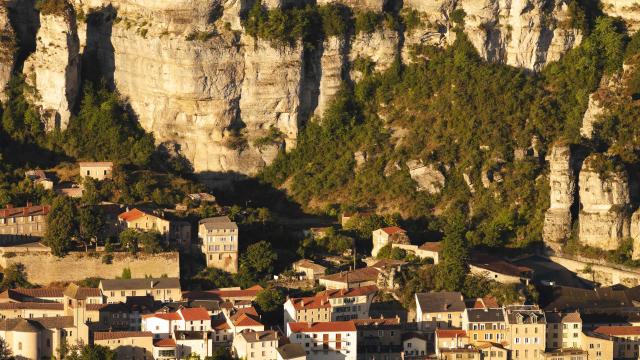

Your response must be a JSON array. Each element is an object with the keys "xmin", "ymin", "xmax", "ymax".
[{"xmin": 199, "ymin": 216, "xmax": 239, "ymax": 273}]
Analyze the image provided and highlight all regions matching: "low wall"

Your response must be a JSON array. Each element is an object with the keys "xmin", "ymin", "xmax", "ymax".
[
  {"xmin": 0, "ymin": 251, "xmax": 180, "ymax": 285},
  {"xmin": 549, "ymin": 255, "xmax": 640, "ymax": 287}
]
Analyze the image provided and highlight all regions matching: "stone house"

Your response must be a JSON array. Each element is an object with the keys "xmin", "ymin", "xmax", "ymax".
[
  {"xmin": 438, "ymin": 347, "xmax": 482, "ymax": 360},
  {"xmin": 198, "ymin": 216, "xmax": 239, "ymax": 273},
  {"xmin": 354, "ymin": 318, "xmax": 403, "ymax": 360},
  {"xmin": 100, "ymin": 278, "xmax": 181, "ymax": 303},
  {"xmin": 0, "ymin": 203, "xmax": 50, "ymax": 245},
  {"xmin": 392, "ymin": 241, "xmax": 442, "ymax": 264},
  {"xmin": 292, "ymin": 259, "xmax": 327, "ymax": 281},
  {"xmin": 415, "ymin": 291, "xmax": 466, "ymax": 330},
  {"xmin": 142, "ymin": 307, "xmax": 212, "ymax": 339},
  {"xmin": 469, "ymin": 253, "xmax": 533, "ymax": 285},
  {"xmin": 118, "ymin": 208, "xmax": 192, "ymax": 249},
  {"xmin": 25, "ymin": 170, "xmax": 53, "ymax": 190},
  {"xmin": 545, "ymin": 311, "xmax": 582, "ymax": 349},
  {"xmin": 232, "ymin": 329, "xmax": 281, "ymax": 360},
  {"xmin": 276, "ymin": 343, "xmax": 307, "ymax": 360},
  {"xmin": 79, "ymin": 161, "xmax": 113, "ymax": 181},
  {"xmin": 94, "ymin": 331, "xmax": 155, "ymax": 360},
  {"xmin": 283, "ymin": 285, "xmax": 377, "ymax": 324},
  {"xmin": 371, "ymin": 226, "xmax": 409, "ymax": 257},
  {"xmin": 541, "ymin": 348, "xmax": 588, "ymax": 360}
]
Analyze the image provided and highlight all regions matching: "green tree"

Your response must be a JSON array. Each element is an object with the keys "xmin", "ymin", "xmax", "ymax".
[
  {"xmin": 241, "ymin": 241, "xmax": 278, "ymax": 276},
  {"xmin": 0, "ymin": 337, "xmax": 14, "ymax": 360},
  {"xmin": 44, "ymin": 196, "xmax": 78, "ymax": 257},
  {"xmin": 376, "ymin": 244, "xmax": 407, "ymax": 260},
  {"xmin": 66, "ymin": 344, "xmax": 116, "ymax": 360},
  {"xmin": 193, "ymin": 268, "xmax": 236, "ymax": 289},
  {"xmin": 119, "ymin": 229, "xmax": 139, "ymax": 254},
  {"xmin": 120, "ymin": 267, "xmax": 132, "ymax": 279},
  {"xmin": 139, "ymin": 231, "xmax": 164, "ymax": 254},
  {"xmin": 435, "ymin": 209, "xmax": 469, "ymax": 291},
  {"xmin": 255, "ymin": 287, "xmax": 285, "ymax": 313},
  {"xmin": 78, "ymin": 206, "xmax": 105, "ymax": 251},
  {"xmin": 1, "ymin": 263, "xmax": 31, "ymax": 290}
]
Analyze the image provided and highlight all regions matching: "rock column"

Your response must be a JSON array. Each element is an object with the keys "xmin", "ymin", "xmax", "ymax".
[{"xmin": 543, "ymin": 144, "xmax": 575, "ymax": 250}]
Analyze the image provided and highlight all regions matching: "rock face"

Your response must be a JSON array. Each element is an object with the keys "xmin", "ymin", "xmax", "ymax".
[
  {"xmin": 632, "ymin": 210, "xmax": 640, "ymax": 260},
  {"xmin": 581, "ymin": 93, "xmax": 605, "ymax": 140},
  {"xmin": 578, "ymin": 156, "xmax": 631, "ymax": 251},
  {"xmin": 0, "ymin": 3, "xmax": 15, "ymax": 102},
  {"xmin": 316, "ymin": 36, "xmax": 346, "ymax": 117},
  {"xmin": 543, "ymin": 144, "xmax": 575, "ymax": 248},
  {"xmin": 22, "ymin": 6, "xmax": 80, "ymax": 130},
  {"xmin": 349, "ymin": 28, "xmax": 399, "ymax": 81},
  {"xmin": 601, "ymin": 0, "xmax": 640, "ymax": 32},
  {"xmin": 407, "ymin": 160, "xmax": 445, "ymax": 194},
  {"xmin": 457, "ymin": 0, "xmax": 582, "ymax": 71}
]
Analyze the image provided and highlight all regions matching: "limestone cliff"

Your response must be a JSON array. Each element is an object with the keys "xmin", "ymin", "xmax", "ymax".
[
  {"xmin": 316, "ymin": 36, "xmax": 347, "ymax": 117},
  {"xmin": 601, "ymin": 0, "xmax": 640, "ymax": 32},
  {"xmin": 22, "ymin": 4, "xmax": 80, "ymax": 131},
  {"xmin": 543, "ymin": 144, "xmax": 574, "ymax": 248},
  {"xmin": 349, "ymin": 28, "xmax": 400, "ymax": 81},
  {"xmin": 578, "ymin": 155, "xmax": 631, "ymax": 251},
  {"xmin": 0, "ymin": 3, "xmax": 15, "ymax": 102}
]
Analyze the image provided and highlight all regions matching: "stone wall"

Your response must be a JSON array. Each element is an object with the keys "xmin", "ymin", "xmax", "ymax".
[
  {"xmin": 0, "ymin": 251, "xmax": 180, "ymax": 285},
  {"xmin": 550, "ymin": 255, "xmax": 640, "ymax": 287}
]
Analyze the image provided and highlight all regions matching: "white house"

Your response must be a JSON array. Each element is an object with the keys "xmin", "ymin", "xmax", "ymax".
[
  {"xmin": 286, "ymin": 321, "xmax": 357, "ymax": 360},
  {"xmin": 175, "ymin": 331, "xmax": 214, "ymax": 359},
  {"xmin": 142, "ymin": 307, "xmax": 212, "ymax": 338},
  {"xmin": 371, "ymin": 227, "xmax": 408, "ymax": 257},
  {"xmin": 403, "ymin": 333, "xmax": 428, "ymax": 358}
]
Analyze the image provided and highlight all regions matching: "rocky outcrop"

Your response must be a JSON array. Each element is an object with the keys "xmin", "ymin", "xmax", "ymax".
[
  {"xmin": 578, "ymin": 155, "xmax": 631, "ymax": 251},
  {"xmin": 632, "ymin": 210, "xmax": 640, "ymax": 260},
  {"xmin": 349, "ymin": 28, "xmax": 399, "ymax": 81},
  {"xmin": 581, "ymin": 93, "xmax": 605, "ymax": 140},
  {"xmin": 23, "ymin": 4, "xmax": 80, "ymax": 131},
  {"xmin": 0, "ymin": 3, "xmax": 15, "ymax": 102},
  {"xmin": 407, "ymin": 160, "xmax": 445, "ymax": 194},
  {"xmin": 456, "ymin": 0, "xmax": 581, "ymax": 71},
  {"xmin": 601, "ymin": 0, "xmax": 640, "ymax": 32},
  {"xmin": 317, "ymin": 0, "xmax": 386, "ymax": 11},
  {"xmin": 543, "ymin": 144, "xmax": 575, "ymax": 248},
  {"xmin": 316, "ymin": 36, "xmax": 346, "ymax": 117}
]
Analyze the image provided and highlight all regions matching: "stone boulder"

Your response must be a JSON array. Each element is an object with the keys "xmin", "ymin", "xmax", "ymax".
[{"xmin": 407, "ymin": 160, "xmax": 445, "ymax": 194}]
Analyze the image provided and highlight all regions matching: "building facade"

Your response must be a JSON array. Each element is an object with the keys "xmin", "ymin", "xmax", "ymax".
[
  {"xmin": 0, "ymin": 204, "xmax": 50, "ymax": 244},
  {"xmin": 99, "ymin": 278, "xmax": 181, "ymax": 303},
  {"xmin": 287, "ymin": 321, "xmax": 358, "ymax": 360},
  {"xmin": 79, "ymin": 162, "xmax": 113, "ymax": 181},
  {"xmin": 199, "ymin": 216, "xmax": 239, "ymax": 273}
]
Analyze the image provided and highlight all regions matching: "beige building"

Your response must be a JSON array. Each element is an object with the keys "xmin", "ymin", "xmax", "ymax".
[
  {"xmin": 94, "ymin": 331, "xmax": 154, "ymax": 360},
  {"xmin": 504, "ymin": 305, "xmax": 546, "ymax": 360},
  {"xmin": 541, "ymin": 348, "xmax": 588, "ymax": 360},
  {"xmin": 581, "ymin": 331, "xmax": 613, "ymax": 360},
  {"xmin": 463, "ymin": 309, "xmax": 507, "ymax": 345},
  {"xmin": 79, "ymin": 162, "xmax": 113, "ymax": 181},
  {"xmin": 118, "ymin": 208, "xmax": 191, "ymax": 248},
  {"xmin": 593, "ymin": 326, "xmax": 640, "ymax": 359},
  {"xmin": 0, "ymin": 203, "xmax": 50, "ymax": 244},
  {"xmin": 100, "ymin": 278, "xmax": 181, "ymax": 303},
  {"xmin": 545, "ymin": 311, "xmax": 582, "ymax": 349},
  {"xmin": 435, "ymin": 329, "xmax": 469, "ymax": 356},
  {"xmin": 477, "ymin": 343, "xmax": 508, "ymax": 360},
  {"xmin": 284, "ymin": 285, "xmax": 377, "ymax": 323},
  {"xmin": 293, "ymin": 259, "xmax": 327, "ymax": 281},
  {"xmin": 415, "ymin": 291, "xmax": 466, "ymax": 329},
  {"xmin": 438, "ymin": 347, "xmax": 482, "ymax": 360},
  {"xmin": 232, "ymin": 329, "xmax": 280, "ymax": 360},
  {"xmin": 392, "ymin": 241, "xmax": 441, "ymax": 264},
  {"xmin": 0, "ymin": 302, "xmax": 64, "ymax": 319},
  {"xmin": 199, "ymin": 216, "xmax": 239, "ymax": 273},
  {"xmin": 0, "ymin": 316, "xmax": 83, "ymax": 360},
  {"xmin": 469, "ymin": 254, "xmax": 533, "ymax": 285},
  {"xmin": 371, "ymin": 226, "xmax": 408, "ymax": 257}
]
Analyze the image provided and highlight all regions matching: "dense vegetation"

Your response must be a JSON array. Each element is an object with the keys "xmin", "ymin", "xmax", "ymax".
[{"xmin": 262, "ymin": 16, "xmax": 635, "ymax": 253}]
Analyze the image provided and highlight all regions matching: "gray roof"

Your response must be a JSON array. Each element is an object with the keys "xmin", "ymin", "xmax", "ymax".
[
  {"xmin": 199, "ymin": 216, "xmax": 238, "ymax": 230},
  {"xmin": 466, "ymin": 308, "xmax": 505, "ymax": 323},
  {"xmin": 100, "ymin": 278, "xmax": 181, "ymax": 291},
  {"xmin": 505, "ymin": 307, "xmax": 546, "ymax": 324},
  {"xmin": 175, "ymin": 331, "xmax": 213, "ymax": 340},
  {"xmin": 415, "ymin": 292, "xmax": 465, "ymax": 313},
  {"xmin": 277, "ymin": 343, "xmax": 307, "ymax": 359},
  {"xmin": 0, "ymin": 316, "xmax": 75, "ymax": 332},
  {"xmin": 239, "ymin": 330, "xmax": 279, "ymax": 343}
]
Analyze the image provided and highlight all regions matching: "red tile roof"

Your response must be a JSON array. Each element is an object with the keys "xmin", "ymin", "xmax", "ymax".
[
  {"xmin": 118, "ymin": 208, "xmax": 147, "ymax": 222},
  {"xmin": 380, "ymin": 226, "xmax": 406, "ymax": 235},
  {"xmin": 143, "ymin": 312, "xmax": 181, "ymax": 320},
  {"xmin": 234, "ymin": 313, "xmax": 263, "ymax": 327},
  {"xmin": 154, "ymin": 338, "xmax": 176, "ymax": 347},
  {"xmin": 288, "ymin": 321, "xmax": 357, "ymax": 333},
  {"xmin": 0, "ymin": 287, "xmax": 64, "ymax": 300},
  {"xmin": 0, "ymin": 302, "xmax": 63, "ymax": 310},
  {"xmin": 436, "ymin": 329, "xmax": 468, "ymax": 338},
  {"xmin": 0, "ymin": 205, "xmax": 50, "ymax": 219},
  {"xmin": 179, "ymin": 307, "xmax": 210, "ymax": 321},
  {"xmin": 594, "ymin": 326, "xmax": 640, "ymax": 336},
  {"xmin": 94, "ymin": 331, "xmax": 152, "ymax": 340},
  {"xmin": 290, "ymin": 286, "xmax": 378, "ymax": 311},
  {"xmin": 182, "ymin": 285, "xmax": 264, "ymax": 301},
  {"xmin": 418, "ymin": 242, "xmax": 442, "ymax": 252},
  {"xmin": 212, "ymin": 320, "xmax": 230, "ymax": 331}
]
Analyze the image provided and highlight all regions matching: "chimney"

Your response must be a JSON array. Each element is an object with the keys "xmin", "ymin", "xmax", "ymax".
[
  {"xmin": 26, "ymin": 202, "xmax": 32, "ymax": 207},
  {"xmin": 150, "ymin": 281, "xmax": 155, "ymax": 288},
  {"xmin": 6, "ymin": 204, "xmax": 12, "ymax": 209}
]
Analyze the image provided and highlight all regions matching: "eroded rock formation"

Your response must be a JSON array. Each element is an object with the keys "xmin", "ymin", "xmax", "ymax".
[
  {"xmin": 23, "ymin": 5, "xmax": 80, "ymax": 131},
  {"xmin": 578, "ymin": 155, "xmax": 631, "ymax": 251},
  {"xmin": 543, "ymin": 144, "xmax": 575, "ymax": 249},
  {"xmin": 601, "ymin": 0, "xmax": 640, "ymax": 32},
  {"xmin": 0, "ymin": 3, "xmax": 15, "ymax": 102}
]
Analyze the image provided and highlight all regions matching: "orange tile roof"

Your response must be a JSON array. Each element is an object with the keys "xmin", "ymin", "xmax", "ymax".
[
  {"xmin": 118, "ymin": 208, "xmax": 147, "ymax": 222},
  {"xmin": 179, "ymin": 307, "xmax": 210, "ymax": 321},
  {"xmin": 290, "ymin": 285, "xmax": 378, "ymax": 311},
  {"xmin": 594, "ymin": 326, "xmax": 640, "ymax": 336},
  {"xmin": 418, "ymin": 242, "xmax": 442, "ymax": 252},
  {"xmin": 143, "ymin": 312, "xmax": 181, "ymax": 320},
  {"xmin": 288, "ymin": 321, "xmax": 357, "ymax": 333},
  {"xmin": 436, "ymin": 329, "xmax": 468, "ymax": 338},
  {"xmin": 212, "ymin": 320, "xmax": 230, "ymax": 331},
  {"xmin": 0, "ymin": 205, "xmax": 50, "ymax": 219},
  {"xmin": 94, "ymin": 331, "xmax": 152, "ymax": 340},
  {"xmin": 0, "ymin": 302, "xmax": 63, "ymax": 310},
  {"xmin": 234, "ymin": 313, "xmax": 263, "ymax": 327},
  {"xmin": 86, "ymin": 304, "xmax": 108, "ymax": 311},
  {"xmin": 380, "ymin": 226, "xmax": 406, "ymax": 235},
  {"xmin": 154, "ymin": 338, "xmax": 176, "ymax": 347}
]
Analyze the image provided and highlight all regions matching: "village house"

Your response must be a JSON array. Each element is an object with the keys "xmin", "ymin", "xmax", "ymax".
[
  {"xmin": 545, "ymin": 311, "xmax": 582, "ymax": 349},
  {"xmin": 142, "ymin": 307, "xmax": 212, "ymax": 338},
  {"xmin": 283, "ymin": 285, "xmax": 377, "ymax": 323},
  {"xmin": 79, "ymin": 161, "xmax": 113, "ymax": 181},
  {"xmin": 94, "ymin": 331, "xmax": 155, "ymax": 360},
  {"xmin": 199, "ymin": 216, "xmax": 239, "ymax": 273},
  {"xmin": 462, "ymin": 308, "xmax": 507, "ymax": 345},
  {"xmin": 438, "ymin": 347, "xmax": 482, "ymax": 360},
  {"xmin": 182, "ymin": 285, "xmax": 264, "ymax": 303},
  {"xmin": 0, "ymin": 203, "xmax": 50, "ymax": 244},
  {"xmin": 174, "ymin": 330, "xmax": 216, "ymax": 359},
  {"xmin": 0, "ymin": 287, "xmax": 66, "ymax": 303},
  {"xmin": 100, "ymin": 278, "xmax": 181, "ymax": 303},
  {"xmin": 225, "ymin": 306, "xmax": 265, "ymax": 334},
  {"xmin": 593, "ymin": 325, "xmax": 640, "ymax": 359},
  {"xmin": 435, "ymin": 329, "xmax": 469, "ymax": 357},
  {"xmin": 277, "ymin": 343, "xmax": 308, "ymax": 360},
  {"xmin": 286, "ymin": 321, "xmax": 358, "ymax": 360},
  {"xmin": 319, "ymin": 260, "xmax": 405, "ymax": 290},
  {"xmin": 371, "ymin": 226, "xmax": 409, "ymax": 257},
  {"xmin": 25, "ymin": 170, "xmax": 53, "ymax": 190},
  {"xmin": 118, "ymin": 208, "xmax": 192, "ymax": 249},
  {"xmin": 477, "ymin": 342, "xmax": 509, "ymax": 360},
  {"xmin": 392, "ymin": 241, "xmax": 442, "ymax": 264},
  {"xmin": 541, "ymin": 348, "xmax": 588, "ymax": 360},
  {"xmin": 232, "ymin": 329, "xmax": 281, "ymax": 360},
  {"xmin": 354, "ymin": 318, "xmax": 403, "ymax": 360},
  {"xmin": 504, "ymin": 305, "xmax": 546, "ymax": 360},
  {"xmin": 0, "ymin": 316, "xmax": 83, "ymax": 360},
  {"xmin": 415, "ymin": 291, "xmax": 466, "ymax": 330},
  {"xmin": 292, "ymin": 259, "xmax": 327, "ymax": 281},
  {"xmin": 469, "ymin": 253, "xmax": 533, "ymax": 285},
  {"xmin": 402, "ymin": 333, "xmax": 428, "ymax": 359}
]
